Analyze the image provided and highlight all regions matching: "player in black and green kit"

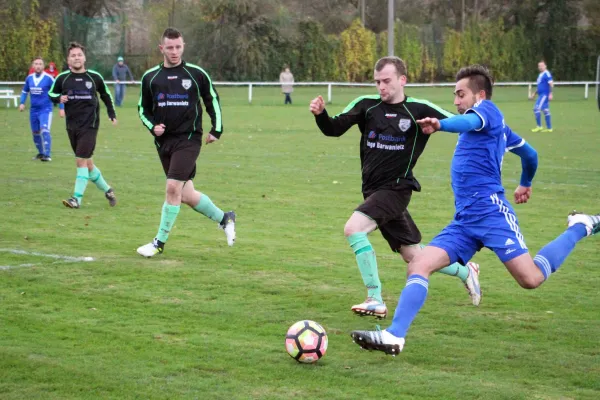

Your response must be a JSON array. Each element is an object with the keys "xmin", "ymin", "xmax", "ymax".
[
  {"xmin": 136, "ymin": 27, "xmax": 235, "ymax": 257},
  {"xmin": 309, "ymin": 57, "xmax": 482, "ymax": 318},
  {"xmin": 49, "ymin": 42, "xmax": 117, "ymax": 209}
]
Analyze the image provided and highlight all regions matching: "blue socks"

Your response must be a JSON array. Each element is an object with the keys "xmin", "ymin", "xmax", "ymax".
[
  {"xmin": 534, "ymin": 110, "xmax": 541, "ymax": 127},
  {"xmin": 544, "ymin": 110, "xmax": 552, "ymax": 129},
  {"xmin": 32, "ymin": 132, "xmax": 43, "ymax": 154},
  {"xmin": 41, "ymin": 129, "xmax": 52, "ymax": 156},
  {"xmin": 387, "ymin": 274, "xmax": 429, "ymax": 338},
  {"xmin": 533, "ymin": 224, "xmax": 587, "ymax": 280}
]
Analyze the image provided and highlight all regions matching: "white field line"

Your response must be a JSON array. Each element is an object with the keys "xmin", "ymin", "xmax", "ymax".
[{"xmin": 0, "ymin": 249, "xmax": 94, "ymax": 270}]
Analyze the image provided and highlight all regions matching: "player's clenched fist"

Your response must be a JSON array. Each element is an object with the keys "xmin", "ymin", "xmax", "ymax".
[
  {"xmin": 416, "ymin": 117, "xmax": 441, "ymax": 135},
  {"xmin": 309, "ymin": 95, "xmax": 325, "ymax": 116}
]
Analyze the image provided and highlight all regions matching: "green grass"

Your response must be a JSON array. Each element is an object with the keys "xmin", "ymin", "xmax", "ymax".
[{"xmin": 1, "ymin": 86, "xmax": 599, "ymax": 400}]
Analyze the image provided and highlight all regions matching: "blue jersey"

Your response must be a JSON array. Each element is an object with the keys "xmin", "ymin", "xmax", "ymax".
[
  {"xmin": 451, "ymin": 100, "xmax": 523, "ymax": 212},
  {"xmin": 20, "ymin": 72, "xmax": 58, "ymax": 111},
  {"xmin": 536, "ymin": 70, "xmax": 553, "ymax": 95}
]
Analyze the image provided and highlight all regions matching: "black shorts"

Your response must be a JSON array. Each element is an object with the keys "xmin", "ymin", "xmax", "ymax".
[
  {"xmin": 355, "ymin": 189, "xmax": 421, "ymax": 251},
  {"xmin": 67, "ymin": 129, "xmax": 97, "ymax": 159},
  {"xmin": 156, "ymin": 136, "xmax": 201, "ymax": 181}
]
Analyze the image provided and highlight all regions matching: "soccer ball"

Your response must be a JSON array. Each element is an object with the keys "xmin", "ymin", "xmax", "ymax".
[{"xmin": 285, "ymin": 320, "xmax": 328, "ymax": 363}]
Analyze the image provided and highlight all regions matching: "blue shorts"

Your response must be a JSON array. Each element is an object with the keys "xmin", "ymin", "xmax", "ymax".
[
  {"xmin": 429, "ymin": 193, "xmax": 529, "ymax": 265},
  {"xmin": 29, "ymin": 109, "xmax": 53, "ymax": 133},
  {"xmin": 534, "ymin": 95, "xmax": 550, "ymax": 112}
]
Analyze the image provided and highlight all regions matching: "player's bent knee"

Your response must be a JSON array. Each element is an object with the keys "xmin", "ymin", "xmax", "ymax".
[
  {"xmin": 343, "ymin": 222, "xmax": 358, "ymax": 237},
  {"xmin": 406, "ymin": 255, "xmax": 433, "ymax": 276},
  {"xmin": 166, "ymin": 181, "xmax": 183, "ymax": 197},
  {"xmin": 516, "ymin": 274, "xmax": 544, "ymax": 289}
]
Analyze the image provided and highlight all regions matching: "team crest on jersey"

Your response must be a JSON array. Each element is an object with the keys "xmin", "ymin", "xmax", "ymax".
[
  {"xmin": 398, "ymin": 118, "xmax": 411, "ymax": 132},
  {"xmin": 85, "ymin": 81, "xmax": 92, "ymax": 89},
  {"xmin": 181, "ymin": 79, "xmax": 192, "ymax": 90}
]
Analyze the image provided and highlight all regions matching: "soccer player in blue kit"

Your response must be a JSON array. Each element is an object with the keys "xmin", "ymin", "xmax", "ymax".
[
  {"xmin": 530, "ymin": 60, "xmax": 553, "ymax": 132},
  {"xmin": 351, "ymin": 65, "xmax": 599, "ymax": 355},
  {"xmin": 19, "ymin": 57, "xmax": 64, "ymax": 161}
]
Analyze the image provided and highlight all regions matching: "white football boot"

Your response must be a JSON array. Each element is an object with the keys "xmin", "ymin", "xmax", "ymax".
[
  {"xmin": 137, "ymin": 238, "xmax": 163, "ymax": 258},
  {"xmin": 351, "ymin": 297, "xmax": 388, "ymax": 319},
  {"xmin": 219, "ymin": 211, "xmax": 236, "ymax": 246},
  {"xmin": 351, "ymin": 328, "xmax": 405, "ymax": 356},
  {"xmin": 568, "ymin": 211, "xmax": 600, "ymax": 236},
  {"xmin": 464, "ymin": 262, "xmax": 482, "ymax": 306}
]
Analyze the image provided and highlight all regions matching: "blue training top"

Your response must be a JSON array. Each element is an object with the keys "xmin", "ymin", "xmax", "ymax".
[
  {"xmin": 536, "ymin": 70, "xmax": 553, "ymax": 96},
  {"xmin": 20, "ymin": 72, "xmax": 63, "ymax": 111},
  {"xmin": 448, "ymin": 100, "xmax": 526, "ymax": 212}
]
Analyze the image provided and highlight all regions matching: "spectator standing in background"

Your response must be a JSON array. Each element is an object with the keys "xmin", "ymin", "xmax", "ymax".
[
  {"xmin": 112, "ymin": 56, "xmax": 134, "ymax": 107},
  {"xmin": 280, "ymin": 65, "xmax": 294, "ymax": 105},
  {"xmin": 45, "ymin": 62, "xmax": 59, "ymax": 78}
]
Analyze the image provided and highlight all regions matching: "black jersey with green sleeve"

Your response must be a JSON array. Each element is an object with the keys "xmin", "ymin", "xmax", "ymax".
[
  {"xmin": 138, "ymin": 61, "xmax": 223, "ymax": 140},
  {"xmin": 48, "ymin": 69, "xmax": 116, "ymax": 130},
  {"xmin": 315, "ymin": 95, "xmax": 453, "ymax": 195}
]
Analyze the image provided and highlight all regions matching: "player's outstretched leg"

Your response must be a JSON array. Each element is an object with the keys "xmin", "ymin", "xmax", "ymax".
[
  {"xmin": 530, "ymin": 211, "xmax": 599, "ymax": 281},
  {"xmin": 89, "ymin": 165, "xmax": 117, "ymax": 207}
]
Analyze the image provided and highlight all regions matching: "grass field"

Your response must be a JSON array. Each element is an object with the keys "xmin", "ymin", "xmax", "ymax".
[{"xmin": 1, "ymin": 85, "xmax": 599, "ymax": 399}]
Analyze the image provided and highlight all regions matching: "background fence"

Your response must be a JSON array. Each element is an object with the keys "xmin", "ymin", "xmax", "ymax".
[{"xmin": 1, "ymin": 81, "xmax": 598, "ymax": 106}]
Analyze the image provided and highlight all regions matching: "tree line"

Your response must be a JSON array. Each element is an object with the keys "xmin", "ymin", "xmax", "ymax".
[{"xmin": 1, "ymin": 0, "xmax": 599, "ymax": 82}]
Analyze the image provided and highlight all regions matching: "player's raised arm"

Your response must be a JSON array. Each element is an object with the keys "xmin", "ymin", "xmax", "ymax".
[
  {"xmin": 417, "ymin": 113, "xmax": 483, "ymax": 135},
  {"xmin": 311, "ymin": 95, "xmax": 365, "ymax": 137}
]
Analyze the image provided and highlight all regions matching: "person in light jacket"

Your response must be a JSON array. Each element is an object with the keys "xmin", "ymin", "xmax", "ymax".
[{"xmin": 280, "ymin": 66, "xmax": 294, "ymax": 105}]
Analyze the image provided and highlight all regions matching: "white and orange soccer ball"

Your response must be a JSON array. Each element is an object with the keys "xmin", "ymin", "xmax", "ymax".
[{"xmin": 285, "ymin": 320, "xmax": 328, "ymax": 363}]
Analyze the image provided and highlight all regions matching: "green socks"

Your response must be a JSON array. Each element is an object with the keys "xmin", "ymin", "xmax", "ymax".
[
  {"xmin": 439, "ymin": 262, "xmax": 470, "ymax": 282},
  {"xmin": 347, "ymin": 232, "xmax": 382, "ymax": 303},
  {"xmin": 73, "ymin": 167, "xmax": 89, "ymax": 205},
  {"xmin": 193, "ymin": 194, "xmax": 224, "ymax": 223},
  {"xmin": 89, "ymin": 166, "xmax": 110, "ymax": 193},
  {"xmin": 156, "ymin": 202, "xmax": 181, "ymax": 243}
]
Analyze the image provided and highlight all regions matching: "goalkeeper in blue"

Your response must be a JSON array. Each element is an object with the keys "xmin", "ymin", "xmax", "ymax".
[
  {"xmin": 19, "ymin": 57, "xmax": 64, "ymax": 161},
  {"xmin": 351, "ymin": 65, "xmax": 599, "ymax": 356},
  {"xmin": 529, "ymin": 60, "xmax": 553, "ymax": 132}
]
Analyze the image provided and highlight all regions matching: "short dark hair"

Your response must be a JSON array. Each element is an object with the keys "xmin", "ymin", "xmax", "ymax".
[
  {"xmin": 67, "ymin": 42, "xmax": 85, "ymax": 56},
  {"xmin": 456, "ymin": 64, "xmax": 494, "ymax": 99},
  {"xmin": 374, "ymin": 56, "xmax": 407, "ymax": 77},
  {"xmin": 162, "ymin": 27, "xmax": 183, "ymax": 41}
]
